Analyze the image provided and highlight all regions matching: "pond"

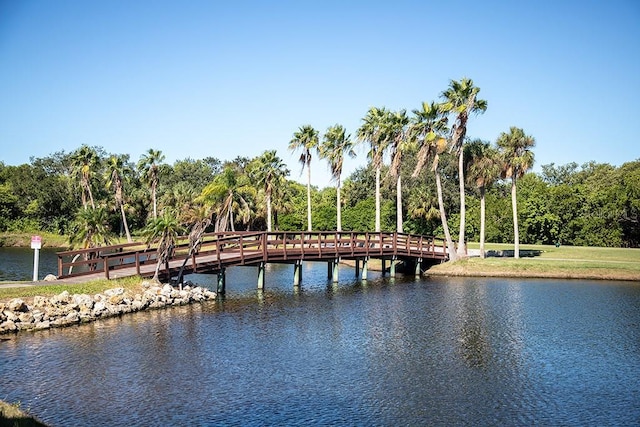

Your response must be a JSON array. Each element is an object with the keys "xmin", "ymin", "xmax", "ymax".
[{"xmin": 1, "ymin": 262, "xmax": 639, "ymax": 426}]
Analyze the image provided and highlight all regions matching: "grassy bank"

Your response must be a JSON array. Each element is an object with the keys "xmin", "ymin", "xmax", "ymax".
[
  {"xmin": 0, "ymin": 276, "xmax": 144, "ymax": 303},
  {"xmin": 429, "ymin": 243, "xmax": 640, "ymax": 281},
  {"xmin": 0, "ymin": 232, "xmax": 69, "ymax": 249},
  {"xmin": 0, "ymin": 400, "xmax": 48, "ymax": 427}
]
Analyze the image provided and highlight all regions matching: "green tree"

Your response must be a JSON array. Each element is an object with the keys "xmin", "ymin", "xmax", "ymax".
[
  {"xmin": 319, "ymin": 124, "xmax": 357, "ymax": 232},
  {"xmin": 357, "ymin": 107, "xmax": 390, "ymax": 232},
  {"xmin": 441, "ymin": 78, "xmax": 487, "ymax": 257},
  {"xmin": 386, "ymin": 109, "xmax": 410, "ymax": 232},
  {"xmin": 138, "ymin": 149, "xmax": 166, "ymax": 220},
  {"xmin": 143, "ymin": 209, "xmax": 184, "ymax": 282},
  {"xmin": 71, "ymin": 145, "xmax": 101, "ymax": 209},
  {"xmin": 410, "ymin": 101, "xmax": 457, "ymax": 260},
  {"xmin": 497, "ymin": 126, "xmax": 535, "ymax": 258},
  {"xmin": 68, "ymin": 207, "xmax": 113, "ymax": 250},
  {"xmin": 250, "ymin": 150, "xmax": 290, "ymax": 232},
  {"xmin": 105, "ymin": 155, "xmax": 133, "ymax": 242},
  {"xmin": 465, "ymin": 140, "xmax": 501, "ymax": 258},
  {"xmin": 289, "ymin": 125, "xmax": 319, "ymax": 232}
]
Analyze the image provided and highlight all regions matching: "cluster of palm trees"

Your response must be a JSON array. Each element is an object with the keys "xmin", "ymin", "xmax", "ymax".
[
  {"xmin": 67, "ymin": 77, "xmax": 536, "ymax": 275},
  {"xmin": 289, "ymin": 78, "xmax": 535, "ymax": 260}
]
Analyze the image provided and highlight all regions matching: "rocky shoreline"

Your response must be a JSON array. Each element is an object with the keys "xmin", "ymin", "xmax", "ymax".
[{"xmin": 0, "ymin": 282, "xmax": 217, "ymax": 335}]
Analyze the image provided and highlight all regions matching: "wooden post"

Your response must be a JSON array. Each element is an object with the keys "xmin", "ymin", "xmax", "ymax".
[
  {"xmin": 390, "ymin": 256, "xmax": 396, "ymax": 278},
  {"xmin": 332, "ymin": 258, "xmax": 339, "ymax": 283},
  {"xmin": 362, "ymin": 257, "xmax": 368, "ymax": 281},
  {"xmin": 217, "ymin": 268, "xmax": 226, "ymax": 295},
  {"xmin": 381, "ymin": 258, "xmax": 386, "ymax": 276},
  {"xmin": 415, "ymin": 258, "xmax": 422, "ymax": 277},
  {"xmin": 257, "ymin": 262, "xmax": 265, "ymax": 290},
  {"xmin": 355, "ymin": 259, "xmax": 360, "ymax": 277},
  {"xmin": 327, "ymin": 260, "xmax": 333, "ymax": 280}
]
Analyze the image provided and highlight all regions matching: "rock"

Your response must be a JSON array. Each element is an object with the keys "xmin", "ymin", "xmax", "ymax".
[
  {"xmin": 34, "ymin": 321, "xmax": 51, "ymax": 330},
  {"xmin": 8, "ymin": 299, "xmax": 28, "ymax": 312},
  {"xmin": 33, "ymin": 296, "xmax": 49, "ymax": 308},
  {"xmin": 66, "ymin": 312, "xmax": 80, "ymax": 323},
  {"xmin": 108, "ymin": 294, "xmax": 124, "ymax": 305},
  {"xmin": 43, "ymin": 274, "xmax": 57, "ymax": 281},
  {"xmin": 3, "ymin": 311, "xmax": 19, "ymax": 322},
  {"xmin": 104, "ymin": 288, "xmax": 124, "ymax": 297},
  {"xmin": 18, "ymin": 312, "xmax": 34, "ymax": 324},
  {"xmin": 1, "ymin": 320, "xmax": 18, "ymax": 332},
  {"xmin": 161, "ymin": 284, "xmax": 174, "ymax": 296},
  {"xmin": 51, "ymin": 291, "xmax": 70, "ymax": 305}
]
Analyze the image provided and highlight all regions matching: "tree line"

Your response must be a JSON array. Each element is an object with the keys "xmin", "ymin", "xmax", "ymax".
[{"xmin": 1, "ymin": 78, "xmax": 638, "ymax": 261}]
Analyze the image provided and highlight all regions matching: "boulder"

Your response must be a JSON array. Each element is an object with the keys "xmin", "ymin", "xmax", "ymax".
[
  {"xmin": 8, "ymin": 299, "xmax": 28, "ymax": 312},
  {"xmin": 43, "ymin": 274, "xmax": 57, "ymax": 281}
]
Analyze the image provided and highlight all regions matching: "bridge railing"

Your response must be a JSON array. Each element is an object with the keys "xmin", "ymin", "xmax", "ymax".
[{"xmin": 57, "ymin": 231, "xmax": 448, "ymax": 279}]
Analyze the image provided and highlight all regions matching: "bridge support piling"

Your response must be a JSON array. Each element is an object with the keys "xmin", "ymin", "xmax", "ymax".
[
  {"xmin": 217, "ymin": 268, "xmax": 226, "ymax": 295},
  {"xmin": 327, "ymin": 261, "xmax": 333, "ymax": 280},
  {"xmin": 332, "ymin": 258, "xmax": 339, "ymax": 283},
  {"xmin": 382, "ymin": 259, "xmax": 387, "ymax": 276},
  {"xmin": 415, "ymin": 258, "xmax": 422, "ymax": 277},
  {"xmin": 293, "ymin": 260, "xmax": 302, "ymax": 287},
  {"xmin": 390, "ymin": 256, "xmax": 397, "ymax": 278},
  {"xmin": 257, "ymin": 262, "xmax": 265, "ymax": 290},
  {"xmin": 362, "ymin": 257, "xmax": 368, "ymax": 281},
  {"xmin": 355, "ymin": 259, "xmax": 360, "ymax": 277}
]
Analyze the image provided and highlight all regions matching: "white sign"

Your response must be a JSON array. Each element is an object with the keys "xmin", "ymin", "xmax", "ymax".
[{"xmin": 31, "ymin": 235, "xmax": 42, "ymax": 250}]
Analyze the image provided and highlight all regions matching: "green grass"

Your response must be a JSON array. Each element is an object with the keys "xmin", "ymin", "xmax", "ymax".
[
  {"xmin": 0, "ymin": 276, "xmax": 145, "ymax": 302},
  {"xmin": 0, "ymin": 399, "xmax": 48, "ymax": 427},
  {"xmin": 433, "ymin": 243, "xmax": 640, "ymax": 281}
]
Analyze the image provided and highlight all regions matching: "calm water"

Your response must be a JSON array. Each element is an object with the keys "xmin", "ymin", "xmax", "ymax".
[
  {"xmin": 0, "ymin": 247, "xmax": 61, "ymax": 281},
  {"xmin": 1, "ymin": 262, "xmax": 639, "ymax": 426}
]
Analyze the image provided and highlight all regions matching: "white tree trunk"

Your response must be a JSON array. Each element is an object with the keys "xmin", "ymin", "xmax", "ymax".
[
  {"xmin": 436, "ymin": 170, "xmax": 457, "ymax": 261},
  {"xmin": 306, "ymin": 165, "xmax": 312, "ymax": 232},
  {"xmin": 457, "ymin": 149, "xmax": 466, "ymax": 257},
  {"xmin": 511, "ymin": 176, "xmax": 520, "ymax": 259},
  {"xmin": 120, "ymin": 204, "xmax": 133, "ymax": 243},
  {"xmin": 336, "ymin": 179, "xmax": 342, "ymax": 232},
  {"xmin": 396, "ymin": 175, "xmax": 403, "ymax": 233},
  {"xmin": 479, "ymin": 186, "xmax": 486, "ymax": 259},
  {"xmin": 375, "ymin": 167, "xmax": 381, "ymax": 232},
  {"xmin": 267, "ymin": 193, "xmax": 272, "ymax": 232}
]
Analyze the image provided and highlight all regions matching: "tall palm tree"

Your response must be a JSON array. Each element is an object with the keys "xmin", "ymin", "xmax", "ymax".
[
  {"xmin": 386, "ymin": 109, "xmax": 410, "ymax": 233},
  {"xmin": 250, "ymin": 150, "xmax": 290, "ymax": 232},
  {"xmin": 175, "ymin": 204, "xmax": 212, "ymax": 287},
  {"xmin": 138, "ymin": 149, "xmax": 165, "ymax": 220},
  {"xmin": 465, "ymin": 140, "xmax": 501, "ymax": 258},
  {"xmin": 496, "ymin": 127, "xmax": 536, "ymax": 259},
  {"xmin": 441, "ymin": 78, "xmax": 487, "ymax": 257},
  {"xmin": 143, "ymin": 208, "xmax": 184, "ymax": 282},
  {"xmin": 410, "ymin": 101, "xmax": 457, "ymax": 260},
  {"xmin": 357, "ymin": 107, "xmax": 390, "ymax": 232},
  {"xmin": 70, "ymin": 145, "xmax": 100, "ymax": 210},
  {"xmin": 289, "ymin": 125, "xmax": 319, "ymax": 232},
  {"xmin": 319, "ymin": 124, "xmax": 356, "ymax": 232},
  {"xmin": 105, "ymin": 155, "xmax": 133, "ymax": 242}
]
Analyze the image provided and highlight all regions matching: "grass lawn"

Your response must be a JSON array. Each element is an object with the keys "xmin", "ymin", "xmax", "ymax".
[{"xmin": 431, "ymin": 243, "xmax": 640, "ymax": 281}]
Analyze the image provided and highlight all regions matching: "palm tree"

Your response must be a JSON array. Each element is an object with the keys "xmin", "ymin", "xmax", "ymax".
[
  {"xmin": 289, "ymin": 125, "xmax": 319, "ymax": 232},
  {"xmin": 175, "ymin": 204, "xmax": 212, "ymax": 287},
  {"xmin": 441, "ymin": 78, "xmax": 487, "ymax": 257},
  {"xmin": 465, "ymin": 140, "xmax": 501, "ymax": 258},
  {"xmin": 319, "ymin": 124, "xmax": 356, "ymax": 232},
  {"xmin": 250, "ymin": 150, "xmax": 290, "ymax": 232},
  {"xmin": 138, "ymin": 149, "xmax": 165, "ymax": 220},
  {"xmin": 357, "ymin": 107, "xmax": 390, "ymax": 232},
  {"xmin": 70, "ymin": 145, "xmax": 100, "ymax": 209},
  {"xmin": 105, "ymin": 155, "xmax": 133, "ymax": 242},
  {"xmin": 68, "ymin": 207, "xmax": 113, "ymax": 249},
  {"xmin": 410, "ymin": 101, "xmax": 457, "ymax": 260},
  {"xmin": 143, "ymin": 208, "xmax": 184, "ymax": 282},
  {"xmin": 386, "ymin": 109, "xmax": 410, "ymax": 233},
  {"xmin": 496, "ymin": 126, "xmax": 536, "ymax": 259},
  {"xmin": 198, "ymin": 164, "xmax": 255, "ymax": 232}
]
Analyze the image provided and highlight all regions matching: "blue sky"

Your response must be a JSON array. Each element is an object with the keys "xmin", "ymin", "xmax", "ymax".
[{"xmin": 1, "ymin": 0, "xmax": 639, "ymax": 187}]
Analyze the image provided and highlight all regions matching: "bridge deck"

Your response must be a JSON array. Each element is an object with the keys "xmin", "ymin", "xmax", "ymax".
[{"xmin": 57, "ymin": 231, "xmax": 448, "ymax": 282}]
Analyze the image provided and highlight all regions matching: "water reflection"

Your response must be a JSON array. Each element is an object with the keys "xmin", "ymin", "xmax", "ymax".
[{"xmin": 1, "ymin": 272, "xmax": 639, "ymax": 426}]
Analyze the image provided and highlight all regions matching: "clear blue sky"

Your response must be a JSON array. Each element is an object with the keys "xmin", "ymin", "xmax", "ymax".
[{"xmin": 1, "ymin": 0, "xmax": 639, "ymax": 187}]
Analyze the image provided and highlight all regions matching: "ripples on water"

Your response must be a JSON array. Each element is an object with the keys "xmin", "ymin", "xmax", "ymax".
[{"xmin": 1, "ymin": 263, "xmax": 639, "ymax": 426}]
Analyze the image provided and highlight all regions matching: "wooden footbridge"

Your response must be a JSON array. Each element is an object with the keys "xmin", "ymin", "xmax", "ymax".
[{"xmin": 56, "ymin": 232, "xmax": 448, "ymax": 293}]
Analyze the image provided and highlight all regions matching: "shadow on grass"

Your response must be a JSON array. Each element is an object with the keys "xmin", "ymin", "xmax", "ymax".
[{"xmin": 486, "ymin": 249, "xmax": 543, "ymax": 258}]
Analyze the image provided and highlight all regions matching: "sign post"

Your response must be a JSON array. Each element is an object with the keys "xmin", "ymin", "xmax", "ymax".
[{"xmin": 31, "ymin": 235, "xmax": 42, "ymax": 281}]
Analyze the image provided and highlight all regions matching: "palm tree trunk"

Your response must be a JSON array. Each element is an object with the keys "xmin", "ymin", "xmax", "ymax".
[
  {"xmin": 511, "ymin": 176, "xmax": 520, "ymax": 259},
  {"xmin": 336, "ymin": 181, "xmax": 342, "ymax": 232},
  {"xmin": 120, "ymin": 204, "xmax": 133, "ymax": 243},
  {"xmin": 480, "ymin": 186, "xmax": 486, "ymax": 259},
  {"xmin": 457, "ymin": 149, "xmax": 466, "ymax": 257},
  {"xmin": 266, "ymin": 193, "xmax": 272, "ymax": 232},
  {"xmin": 375, "ymin": 167, "xmax": 381, "ymax": 232},
  {"xmin": 435, "ymin": 170, "xmax": 457, "ymax": 261},
  {"xmin": 152, "ymin": 183, "xmax": 158, "ymax": 220},
  {"xmin": 396, "ymin": 175, "xmax": 403, "ymax": 233},
  {"xmin": 306, "ymin": 165, "xmax": 312, "ymax": 232}
]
